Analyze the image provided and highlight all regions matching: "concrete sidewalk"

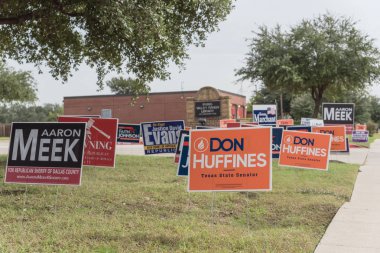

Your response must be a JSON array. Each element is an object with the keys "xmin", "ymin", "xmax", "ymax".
[
  {"xmin": 315, "ymin": 139, "xmax": 380, "ymax": 253},
  {"xmin": 330, "ymin": 148, "xmax": 368, "ymax": 165}
]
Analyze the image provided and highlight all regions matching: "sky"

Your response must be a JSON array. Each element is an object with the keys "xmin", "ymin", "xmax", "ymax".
[{"xmin": 8, "ymin": 0, "xmax": 380, "ymax": 104}]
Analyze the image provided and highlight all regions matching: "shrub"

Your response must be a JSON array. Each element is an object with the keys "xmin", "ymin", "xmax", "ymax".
[{"xmin": 366, "ymin": 120, "xmax": 378, "ymax": 136}]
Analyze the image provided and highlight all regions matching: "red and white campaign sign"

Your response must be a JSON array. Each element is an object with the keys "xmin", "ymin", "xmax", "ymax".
[
  {"xmin": 58, "ymin": 116, "xmax": 118, "ymax": 167},
  {"xmin": 5, "ymin": 123, "xmax": 86, "ymax": 185}
]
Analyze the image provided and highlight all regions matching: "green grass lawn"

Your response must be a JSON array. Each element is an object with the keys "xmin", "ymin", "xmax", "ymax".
[{"xmin": 0, "ymin": 156, "xmax": 359, "ymax": 253}]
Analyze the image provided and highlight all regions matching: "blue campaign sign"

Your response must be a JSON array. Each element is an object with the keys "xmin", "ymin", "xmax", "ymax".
[
  {"xmin": 286, "ymin": 125, "xmax": 312, "ymax": 132},
  {"xmin": 352, "ymin": 130, "xmax": 369, "ymax": 143},
  {"xmin": 141, "ymin": 120, "xmax": 185, "ymax": 155},
  {"xmin": 272, "ymin": 127, "xmax": 283, "ymax": 159},
  {"xmin": 252, "ymin": 104, "xmax": 277, "ymax": 125},
  {"xmin": 117, "ymin": 124, "xmax": 141, "ymax": 143},
  {"xmin": 177, "ymin": 135, "xmax": 189, "ymax": 176}
]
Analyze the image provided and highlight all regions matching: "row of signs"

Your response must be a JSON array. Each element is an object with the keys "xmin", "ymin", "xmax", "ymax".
[
  {"xmin": 6, "ymin": 116, "xmax": 120, "ymax": 186},
  {"xmin": 3, "ymin": 102, "xmax": 363, "ymax": 191},
  {"xmin": 252, "ymin": 103, "xmax": 355, "ymax": 126},
  {"xmin": 5, "ymin": 119, "xmax": 186, "ymax": 186},
  {"xmin": 176, "ymin": 127, "xmax": 336, "ymax": 192}
]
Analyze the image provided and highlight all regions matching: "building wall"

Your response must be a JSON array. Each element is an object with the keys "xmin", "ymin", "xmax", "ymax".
[
  {"xmin": 64, "ymin": 91, "xmax": 197, "ymax": 124},
  {"xmin": 63, "ymin": 87, "xmax": 246, "ymax": 125}
]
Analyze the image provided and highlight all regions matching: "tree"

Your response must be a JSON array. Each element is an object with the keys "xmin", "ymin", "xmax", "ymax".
[
  {"xmin": 0, "ymin": 103, "xmax": 62, "ymax": 123},
  {"xmin": 289, "ymin": 93, "xmax": 314, "ymax": 121},
  {"xmin": 0, "ymin": 62, "xmax": 37, "ymax": 103},
  {"xmin": 106, "ymin": 77, "xmax": 149, "ymax": 96},
  {"xmin": 368, "ymin": 95, "xmax": 380, "ymax": 125},
  {"xmin": 0, "ymin": 1, "xmax": 233, "ymax": 89},
  {"xmin": 250, "ymin": 85, "xmax": 292, "ymax": 117},
  {"xmin": 236, "ymin": 13, "xmax": 380, "ymax": 117}
]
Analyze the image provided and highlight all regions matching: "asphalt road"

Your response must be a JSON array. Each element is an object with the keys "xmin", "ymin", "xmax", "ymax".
[
  {"xmin": 0, "ymin": 140, "xmax": 172, "ymax": 157},
  {"xmin": 0, "ymin": 140, "xmax": 367, "ymax": 164}
]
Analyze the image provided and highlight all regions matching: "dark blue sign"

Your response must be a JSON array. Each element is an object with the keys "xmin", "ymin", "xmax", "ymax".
[
  {"xmin": 286, "ymin": 125, "xmax": 312, "ymax": 132},
  {"xmin": 177, "ymin": 135, "xmax": 189, "ymax": 176},
  {"xmin": 272, "ymin": 127, "xmax": 283, "ymax": 159},
  {"xmin": 174, "ymin": 130, "xmax": 190, "ymax": 163},
  {"xmin": 117, "ymin": 124, "xmax": 140, "ymax": 143},
  {"xmin": 252, "ymin": 105, "xmax": 277, "ymax": 125},
  {"xmin": 141, "ymin": 120, "xmax": 184, "ymax": 155},
  {"xmin": 352, "ymin": 130, "xmax": 369, "ymax": 143}
]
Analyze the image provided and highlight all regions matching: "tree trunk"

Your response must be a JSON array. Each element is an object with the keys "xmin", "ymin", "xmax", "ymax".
[
  {"xmin": 312, "ymin": 98, "xmax": 322, "ymax": 118},
  {"xmin": 280, "ymin": 92, "xmax": 284, "ymax": 118},
  {"xmin": 311, "ymin": 86, "xmax": 324, "ymax": 118}
]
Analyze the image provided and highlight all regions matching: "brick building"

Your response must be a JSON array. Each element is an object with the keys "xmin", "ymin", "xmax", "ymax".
[{"xmin": 63, "ymin": 86, "xmax": 246, "ymax": 127}]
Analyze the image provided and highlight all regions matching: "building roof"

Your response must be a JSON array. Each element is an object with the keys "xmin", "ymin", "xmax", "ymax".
[{"xmin": 63, "ymin": 89, "xmax": 246, "ymax": 100}]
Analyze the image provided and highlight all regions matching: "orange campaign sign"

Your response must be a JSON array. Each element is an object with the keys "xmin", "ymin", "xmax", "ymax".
[
  {"xmin": 219, "ymin": 119, "xmax": 236, "ymax": 128},
  {"xmin": 312, "ymin": 125, "xmax": 346, "ymax": 151},
  {"xmin": 279, "ymin": 130, "xmax": 331, "ymax": 171},
  {"xmin": 188, "ymin": 127, "xmax": 272, "ymax": 192},
  {"xmin": 356, "ymin": 124, "xmax": 367, "ymax": 131},
  {"xmin": 277, "ymin": 119, "xmax": 294, "ymax": 126}
]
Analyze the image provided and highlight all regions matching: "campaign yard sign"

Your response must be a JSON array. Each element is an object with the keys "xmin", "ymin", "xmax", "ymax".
[
  {"xmin": 252, "ymin": 104, "xmax": 277, "ymax": 125},
  {"xmin": 272, "ymin": 127, "xmax": 283, "ymax": 159},
  {"xmin": 5, "ymin": 123, "xmax": 86, "ymax": 185},
  {"xmin": 174, "ymin": 130, "xmax": 190, "ymax": 163},
  {"xmin": 188, "ymin": 127, "xmax": 272, "ymax": 192},
  {"xmin": 226, "ymin": 122, "xmax": 241, "ymax": 128},
  {"xmin": 279, "ymin": 130, "xmax": 331, "ymax": 171},
  {"xmin": 286, "ymin": 126, "xmax": 312, "ymax": 132},
  {"xmin": 312, "ymin": 125, "xmax": 346, "ymax": 151},
  {"xmin": 344, "ymin": 124, "xmax": 354, "ymax": 135},
  {"xmin": 322, "ymin": 103, "xmax": 355, "ymax": 125},
  {"xmin": 58, "ymin": 116, "xmax": 118, "ymax": 167},
  {"xmin": 196, "ymin": 126, "xmax": 216, "ymax": 129},
  {"xmin": 356, "ymin": 124, "xmax": 367, "ymax": 131},
  {"xmin": 117, "ymin": 124, "xmax": 140, "ymax": 144},
  {"xmin": 352, "ymin": 130, "xmax": 369, "ymax": 142},
  {"xmin": 277, "ymin": 119, "xmax": 294, "ymax": 126},
  {"xmin": 332, "ymin": 138, "xmax": 350, "ymax": 154},
  {"xmin": 177, "ymin": 135, "xmax": 189, "ymax": 176},
  {"xmin": 301, "ymin": 118, "xmax": 324, "ymax": 127},
  {"xmin": 241, "ymin": 122, "xmax": 259, "ymax": 128},
  {"xmin": 141, "ymin": 120, "xmax": 184, "ymax": 155},
  {"xmin": 219, "ymin": 119, "xmax": 236, "ymax": 128}
]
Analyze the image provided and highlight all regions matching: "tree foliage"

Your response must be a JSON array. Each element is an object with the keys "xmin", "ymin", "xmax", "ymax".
[
  {"xmin": 0, "ymin": 0, "xmax": 233, "ymax": 88},
  {"xmin": 250, "ymin": 85, "xmax": 292, "ymax": 116},
  {"xmin": 237, "ymin": 13, "xmax": 380, "ymax": 117},
  {"xmin": 0, "ymin": 62, "xmax": 37, "ymax": 103},
  {"xmin": 0, "ymin": 103, "xmax": 62, "ymax": 123},
  {"xmin": 106, "ymin": 77, "xmax": 149, "ymax": 96},
  {"xmin": 289, "ymin": 93, "xmax": 314, "ymax": 121}
]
